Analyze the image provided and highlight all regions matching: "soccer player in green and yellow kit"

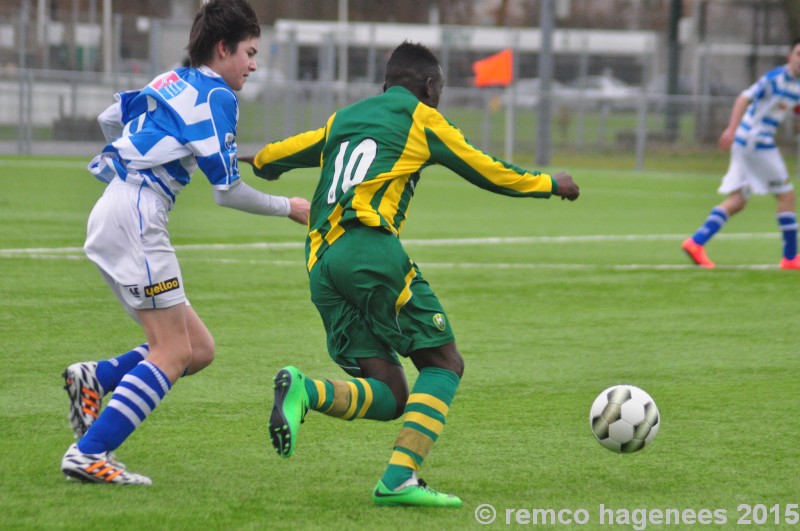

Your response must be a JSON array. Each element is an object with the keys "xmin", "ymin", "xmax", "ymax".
[{"xmin": 242, "ymin": 41, "xmax": 580, "ymax": 507}]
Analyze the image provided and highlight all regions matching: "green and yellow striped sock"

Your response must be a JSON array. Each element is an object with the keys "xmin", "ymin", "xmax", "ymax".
[
  {"xmin": 381, "ymin": 367, "xmax": 460, "ymax": 490},
  {"xmin": 304, "ymin": 377, "xmax": 397, "ymax": 421}
]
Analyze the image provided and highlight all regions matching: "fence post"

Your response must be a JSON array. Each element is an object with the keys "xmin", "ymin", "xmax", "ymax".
[
  {"xmin": 504, "ymin": 32, "xmax": 519, "ymax": 163},
  {"xmin": 535, "ymin": 0, "xmax": 555, "ymax": 166},
  {"xmin": 17, "ymin": 2, "xmax": 33, "ymax": 155}
]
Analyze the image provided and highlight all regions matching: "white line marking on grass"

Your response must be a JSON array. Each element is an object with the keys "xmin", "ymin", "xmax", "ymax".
[
  {"xmin": 1, "ymin": 251, "xmax": 778, "ymax": 270},
  {"xmin": 416, "ymin": 262, "xmax": 780, "ymax": 271},
  {"xmin": 0, "ymin": 233, "xmax": 781, "ymax": 271},
  {"xmin": 5, "ymin": 253, "xmax": 87, "ymax": 260},
  {"xmin": 0, "ymin": 159, "xmax": 85, "ymax": 169},
  {"xmin": 0, "ymin": 231, "xmax": 777, "ymax": 257},
  {"xmin": 0, "ymin": 246, "xmax": 85, "ymax": 255},
  {"xmin": 186, "ymin": 257, "xmax": 777, "ymax": 271},
  {"xmin": 403, "ymin": 232, "xmax": 775, "ymax": 246}
]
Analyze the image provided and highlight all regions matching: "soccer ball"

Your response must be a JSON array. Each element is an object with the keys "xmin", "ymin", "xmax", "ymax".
[{"xmin": 589, "ymin": 385, "xmax": 660, "ymax": 453}]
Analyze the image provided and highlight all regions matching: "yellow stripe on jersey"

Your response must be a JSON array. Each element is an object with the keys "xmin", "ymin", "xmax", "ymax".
[
  {"xmin": 395, "ymin": 263, "xmax": 416, "ymax": 315},
  {"xmin": 306, "ymin": 230, "xmax": 323, "ymax": 271},
  {"xmin": 374, "ymin": 174, "xmax": 410, "ymax": 231},
  {"xmin": 375, "ymin": 106, "xmax": 432, "ymax": 228},
  {"xmin": 253, "ymin": 127, "xmax": 326, "ymax": 168},
  {"xmin": 307, "ymin": 203, "xmax": 345, "ymax": 271},
  {"xmin": 407, "ymin": 392, "xmax": 450, "ymax": 417},
  {"xmin": 422, "ymin": 108, "xmax": 554, "ymax": 195},
  {"xmin": 353, "ymin": 180, "xmax": 387, "ymax": 229}
]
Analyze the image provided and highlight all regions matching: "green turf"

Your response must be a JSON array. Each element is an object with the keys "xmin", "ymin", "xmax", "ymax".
[{"xmin": 1, "ymin": 157, "xmax": 799, "ymax": 530}]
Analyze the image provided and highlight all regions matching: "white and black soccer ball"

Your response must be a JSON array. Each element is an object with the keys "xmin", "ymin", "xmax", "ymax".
[{"xmin": 589, "ymin": 384, "xmax": 660, "ymax": 453}]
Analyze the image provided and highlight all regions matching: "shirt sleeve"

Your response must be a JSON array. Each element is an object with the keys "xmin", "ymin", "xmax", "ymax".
[
  {"xmin": 251, "ymin": 123, "xmax": 329, "ymax": 180},
  {"xmin": 422, "ymin": 108, "xmax": 555, "ymax": 198},
  {"xmin": 741, "ymin": 74, "xmax": 768, "ymax": 102},
  {"xmin": 97, "ymin": 90, "xmax": 145, "ymax": 143},
  {"xmin": 212, "ymin": 179, "xmax": 291, "ymax": 216},
  {"xmin": 192, "ymin": 87, "xmax": 240, "ymax": 189}
]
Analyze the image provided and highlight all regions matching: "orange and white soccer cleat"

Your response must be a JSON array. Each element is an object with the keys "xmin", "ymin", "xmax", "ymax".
[
  {"xmin": 63, "ymin": 362, "xmax": 104, "ymax": 438},
  {"xmin": 61, "ymin": 443, "xmax": 151, "ymax": 485}
]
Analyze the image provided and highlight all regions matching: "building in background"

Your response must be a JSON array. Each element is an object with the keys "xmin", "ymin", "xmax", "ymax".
[
  {"xmin": 1, "ymin": 0, "xmax": 797, "ymax": 161},
  {"xmin": 0, "ymin": 0, "xmax": 794, "ymax": 88}
]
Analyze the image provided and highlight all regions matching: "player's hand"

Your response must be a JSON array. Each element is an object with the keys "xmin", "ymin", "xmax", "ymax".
[
  {"xmin": 718, "ymin": 128, "xmax": 735, "ymax": 151},
  {"xmin": 288, "ymin": 197, "xmax": 311, "ymax": 225},
  {"xmin": 238, "ymin": 155, "xmax": 280, "ymax": 181},
  {"xmin": 553, "ymin": 172, "xmax": 579, "ymax": 201}
]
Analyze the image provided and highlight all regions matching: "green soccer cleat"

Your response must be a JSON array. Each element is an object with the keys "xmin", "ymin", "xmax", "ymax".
[
  {"xmin": 372, "ymin": 478, "xmax": 463, "ymax": 507},
  {"xmin": 268, "ymin": 366, "xmax": 309, "ymax": 458}
]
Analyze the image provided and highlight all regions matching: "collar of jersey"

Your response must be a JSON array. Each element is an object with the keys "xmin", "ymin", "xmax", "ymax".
[{"xmin": 197, "ymin": 65, "xmax": 221, "ymax": 78}]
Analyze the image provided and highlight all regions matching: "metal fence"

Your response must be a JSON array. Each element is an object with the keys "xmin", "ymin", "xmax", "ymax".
[
  {"xmin": 4, "ymin": 0, "xmax": 800, "ymax": 171},
  {"xmin": 5, "ymin": 2, "xmax": 800, "ymax": 170},
  {"xmin": 2, "ymin": 67, "xmax": 786, "ymax": 171}
]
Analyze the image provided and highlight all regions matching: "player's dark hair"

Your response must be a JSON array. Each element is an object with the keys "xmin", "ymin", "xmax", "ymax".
[
  {"xmin": 187, "ymin": 0, "xmax": 261, "ymax": 67},
  {"xmin": 793, "ymin": 36, "xmax": 800, "ymax": 50},
  {"xmin": 385, "ymin": 41, "xmax": 441, "ymax": 92}
]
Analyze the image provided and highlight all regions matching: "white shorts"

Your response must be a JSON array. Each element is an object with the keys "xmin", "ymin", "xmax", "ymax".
[
  {"xmin": 84, "ymin": 178, "xmax": 187, "ymax": 318},
  {"xmin": 719, "ymin": 143, "xmax": 794, "ymax": 197}
]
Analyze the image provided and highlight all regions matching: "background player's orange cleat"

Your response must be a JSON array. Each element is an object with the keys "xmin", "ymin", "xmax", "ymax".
[
  {"xmin": 681, "ymin": 238, "xmax": 715, "ymax": 269},
  {"xmin": 780, "ymin": 256, "xmax": 800, "ymax": 269}
]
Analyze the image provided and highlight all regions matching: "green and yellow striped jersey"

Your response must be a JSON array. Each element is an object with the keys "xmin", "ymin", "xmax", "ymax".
[{"xmin": 252, "ymin": 86, "xmax": 557, "ymax": 271}]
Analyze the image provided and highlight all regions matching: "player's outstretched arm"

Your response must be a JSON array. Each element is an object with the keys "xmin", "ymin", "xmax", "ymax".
[
  {"xmin": 243, "ymin": 127, "xmax": 328, "ymax": 181},
  {"xmin": 552, "ymin": 172, "xmax": 580, "ymax": 201},
  {"xmin": 239, "ymin": 155, "xmax": 280, "ymax": 181},
  {"xmin": 212, "ymin": 181, "xmax": 310, "ymax": 225},
  {"xmin": 236, "ymin": 157, "xmax": 310, "ymax": 224}
]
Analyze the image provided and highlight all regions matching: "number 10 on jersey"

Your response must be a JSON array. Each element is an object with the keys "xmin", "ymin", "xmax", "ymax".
[{"xmin": 327, "ymin": 139, "xmax": 378, "ymax": 204}]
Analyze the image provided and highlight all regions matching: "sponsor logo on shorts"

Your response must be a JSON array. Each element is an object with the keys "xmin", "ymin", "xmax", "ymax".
[
  {"xmin": 144, "ymin": 277, "xmax": 180, "ymax": 298},
  {"xmin": 432, "ymin": 313, "xmax": 446, "ymax": 331},
  {"xmin": 124, "ymin": 284, "xmax": 141, "ymax": 298}
]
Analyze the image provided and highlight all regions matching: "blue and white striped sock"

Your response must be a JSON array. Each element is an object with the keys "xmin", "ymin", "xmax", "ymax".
[
  {"xmin": 95, "ymin": 344, "xmax": 149, "ymax": 394},
  {"xmin": 692, "ymin": 207, "xmax": 728, "ymax": 245},
  {"xmin": 777, "ymin": 212, "xmax": 798, "ymax": 260},
  {"xmin": 78, "ymin": 361, "xmax": 171, "ymax": 454}
]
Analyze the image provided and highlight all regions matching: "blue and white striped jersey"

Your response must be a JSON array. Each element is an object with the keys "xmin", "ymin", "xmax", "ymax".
[
  {"xmin": 737, "ymin": 65, "xmax": 800, "ymax": 149},
  {"xmin": 88, "ymin": 66, "xmax": 241, "ymax": 208}
]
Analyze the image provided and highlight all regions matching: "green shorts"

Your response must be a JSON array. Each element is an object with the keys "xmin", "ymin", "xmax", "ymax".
[{"xmin": 309, "ymin": 226, "xmax": 455, "ymax": 377}]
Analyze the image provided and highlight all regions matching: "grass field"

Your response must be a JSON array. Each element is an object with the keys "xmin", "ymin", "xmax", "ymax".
[{"xmin": 1, "ymin": 156, "xmax": 799, "ymax": 530}]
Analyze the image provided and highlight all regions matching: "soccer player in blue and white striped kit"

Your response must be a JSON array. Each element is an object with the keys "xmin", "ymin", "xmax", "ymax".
[
  {"xmin": 60, "ymin": 0, "xmax": 310, "ymax": 485},
  {"xmin": 683, "ymin": 38, "xmax": 800, "ymax": 269}
]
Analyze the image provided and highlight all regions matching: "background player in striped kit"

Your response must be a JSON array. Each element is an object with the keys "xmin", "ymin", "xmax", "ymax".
[
  {"xmin": 242, "ymin": 41, "xmax": 580, "ymax": 507},
  {"xmin": 682, "ymin": 38, "xmax": 800, "ymax": 269},
  {"xmin": 60, "ymin": 0, "xmax": 310, "ymax": 485}
]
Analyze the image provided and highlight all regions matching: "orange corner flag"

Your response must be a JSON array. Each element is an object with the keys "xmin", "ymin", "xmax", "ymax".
[{"xmin": 473, "ymin": 49, "xmax": 513, "ymax": 88}]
